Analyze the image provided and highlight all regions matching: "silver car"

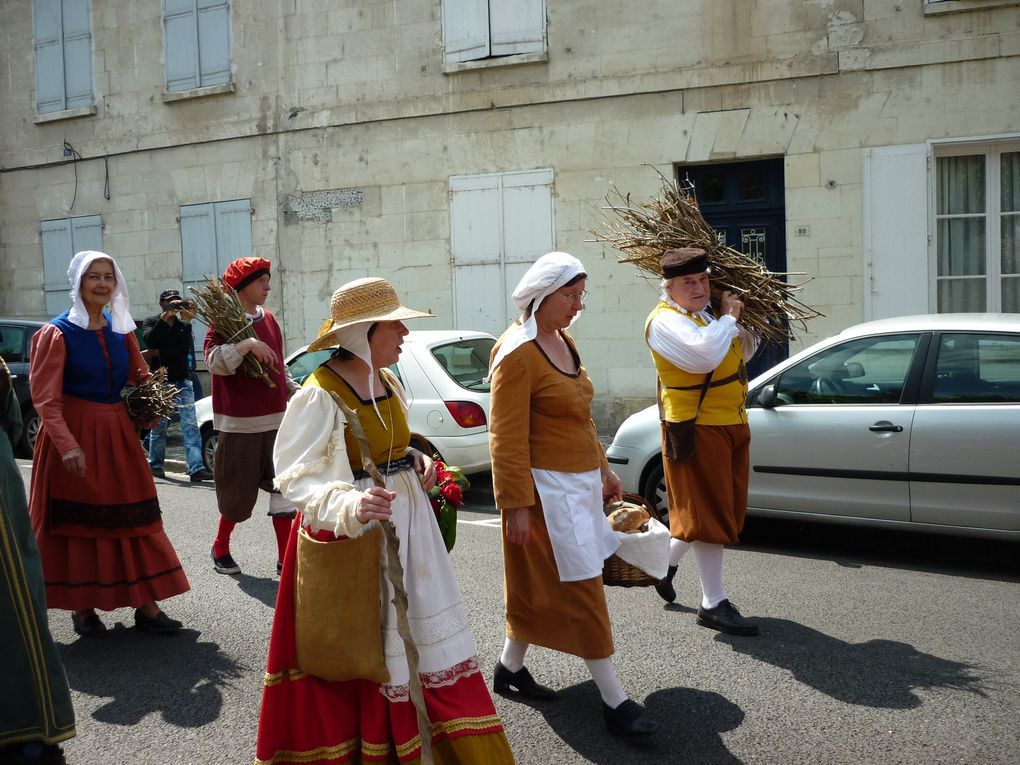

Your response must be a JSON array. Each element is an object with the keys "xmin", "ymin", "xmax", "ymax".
[
  {"xmin": 196, "ymin": 329, "xmax": 496, "ymax": 474},
  {"xmin": 606, "ymin": 314, "xmax": 1020, "ymax": 541}
]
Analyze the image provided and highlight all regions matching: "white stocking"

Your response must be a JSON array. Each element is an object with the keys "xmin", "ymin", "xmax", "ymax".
[
  {"xmin": 499, "ymin": 637, "xmax": 528, "ymax": 673},
  {"xmin": 693, "ymin": 541, "xmax": 726, "ymax": 609},
  {"xmin": 668, "ymin": 537, "xmax": 692, "ymax": 567},
  {"xmin": 584, "ymin": 657, "xmax": 628, "ymax": 709}
]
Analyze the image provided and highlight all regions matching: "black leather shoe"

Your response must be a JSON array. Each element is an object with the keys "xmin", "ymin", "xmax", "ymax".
[
  {"xmin": 150, "ymin": 467, "xmax": 165, "ymax": 479},
  {"xmin": 71, "ymin": 611, "xmax": 107, "ymax": 637},
  {"xmin": 134, "ymin": 608, "xmax": 183, "ymax": 634},
  {"xmin": 493, "ymin": 661, "xmax": 558, "ymax": 700},
  {"xmin": 602, "ymin": 699, "xmax": 659, "ymax": 736},
  {"xmin": 697, "ymin": 599, "xmax": 759, "ymax": 636},
  {"xmin": 190, "ymin": 469, "xmax": 214, "ymax": 483},
  {"xmin": 654, "ymin": 565, "xmax": 678, "ymax": 603},
  {"xmin": 211, "ymin": 547, "xmax": 241, "ymax": 575}
]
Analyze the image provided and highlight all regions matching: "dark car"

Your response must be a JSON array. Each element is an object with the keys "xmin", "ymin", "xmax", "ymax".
[{"xmin": 0, "ymin": 319, "xmax": 46, "ymax": 457}]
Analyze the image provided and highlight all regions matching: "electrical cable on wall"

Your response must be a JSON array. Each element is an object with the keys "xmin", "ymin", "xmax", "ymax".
[{"xmin": 62, "ymin": 141, "xmax": 112, "ymax": 213}]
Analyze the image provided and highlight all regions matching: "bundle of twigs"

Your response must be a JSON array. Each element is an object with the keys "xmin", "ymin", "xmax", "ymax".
[
  {"xmin": 123, "ymin": 367, "xmax": 180, "ymax": 421},
  {"xmin": 589, "ymin": 169, "xmax": 820, "ymax": 344},
  {"xmin": 189, "ymin": 277, "xmax": 277, "ymax": 388}
]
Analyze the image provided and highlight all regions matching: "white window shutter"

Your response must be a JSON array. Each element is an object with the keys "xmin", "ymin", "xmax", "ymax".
[
  {"xmin": 180, "ymin": 202, "xmax": 218, "ymax": 353},
  {"xmin": 451, "ymin": 174, "xmax": 504, "ymax": 334},
  {"xmin": 164, "ymin": 0, "xmax": 199, "ymax": 91},
  {"xmin": 70, "ymin": 214, "xmax": 103, "ymax": 254},
  {"xmin": 863, "ymin": 145, "xmax": 931, "ymax": 320},
  {"xmin": 490, "ymin": 0, "xmax": 545, "ymax": 57},
  {"xmin": 442, "ymin": 0, "xmax": 490, "ymax": 65},
  {"xmin": 501, "ymin": 168, "xmax": 554, "ymax": 266},
  {"xmin": 61, "ymin": 0, "xmax": 92, "ymax": 108},
  {"xmin": 213, "ymin": 199, "xmax": 253, "ymax": 272},
  {"xmin": 41, "ymin": 218, "xmax": 73, "ymax": 315},
  {"xmin": 197, "ymin": 0, "xmax": 231, "ymax": 87},
  {"xmin": 33, "ymin": 0, "xmax": 65, "ymax": 113}
]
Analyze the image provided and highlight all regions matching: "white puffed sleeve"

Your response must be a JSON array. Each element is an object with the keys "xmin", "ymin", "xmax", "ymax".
[{"xmin": 273, "ymin": 386, "xmax": 371, "ymax": 538}]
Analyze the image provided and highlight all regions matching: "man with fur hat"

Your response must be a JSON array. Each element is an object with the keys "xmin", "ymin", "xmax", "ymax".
[
  {"xmin": 204, "ymin": 257, "xmax": 299, "ymax": 576},
  {"xmin": 645, "ymin": 247, "xmax": 761, "ymax": 635}
]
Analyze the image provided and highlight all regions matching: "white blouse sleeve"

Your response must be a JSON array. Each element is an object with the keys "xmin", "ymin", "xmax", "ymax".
[
  {"xmin": 647, "ymin": 311, "xmax": 739, "ymax": 373},
  {"xmin": 273, "ymin": 386, "xmax": 371, "ymax": 538}
]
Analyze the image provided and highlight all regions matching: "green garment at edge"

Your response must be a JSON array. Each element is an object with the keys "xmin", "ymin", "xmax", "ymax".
[{"xmin": 0, "ymin": 386, "xmax": 76, "ymax": 747}]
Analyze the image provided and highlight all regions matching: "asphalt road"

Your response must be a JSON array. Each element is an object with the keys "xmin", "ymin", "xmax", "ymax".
[{"xmin": 17, "ymin": 454, "xmax": 1020, "ymax": 765}]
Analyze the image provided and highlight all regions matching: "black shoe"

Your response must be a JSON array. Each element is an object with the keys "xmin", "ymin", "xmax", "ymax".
[
  {"xmin": 493, "ymin": 661, "xmax": 558, "ymax": 700},
  {"xmin": 211, "ymin": 547, "xmax": 241, "ymax": 575},
  {"xmin": 697, "ymin": 599, "xmax": 759, "ymax": 636},
  {"xmin": 654, "ymin": 565, "xmax": 678, "ymax": 604},
  {"xmin": 71, "ymin": 611, "xmax": 107, "ymax": 637},
  {"xmin": 189, "ymin": 469, "xmax": 214, "ymax": 483},
  {"xmin": 150, "ymin": 466, "xmax": 165, "ymax": 479},
  {"xmin": 602, "ymin": 699, "xmax": 659, "ymax": 736},
  {"xmin": 134, "ymin": 608, "xmax": 183, "ymax": 634},
  {"xmin": 1, "ymin": 742, "xmax": 67, "ymax": 765}
]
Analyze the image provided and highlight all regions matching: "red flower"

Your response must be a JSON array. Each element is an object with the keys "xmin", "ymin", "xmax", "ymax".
[{"xmin": 440, "ymin": 481, "xmax": 462, "ymax": 507}]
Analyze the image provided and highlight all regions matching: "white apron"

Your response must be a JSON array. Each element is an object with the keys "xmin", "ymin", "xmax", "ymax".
[{"xmin": 532, "ymin": 467, "xmax": 621, "ymax": 582}]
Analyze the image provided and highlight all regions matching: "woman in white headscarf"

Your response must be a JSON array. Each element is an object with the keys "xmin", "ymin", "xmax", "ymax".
[
  {"xmin": 256, "ymin": 277, "xmax": 514, "ymax": 765},
  {"xmin": 28, "ymin": 251, "xmax": 189, "ymax": 637},
  {"xmin": 488, "ymin": 252, "xmax": 658, "ymax": 737}
]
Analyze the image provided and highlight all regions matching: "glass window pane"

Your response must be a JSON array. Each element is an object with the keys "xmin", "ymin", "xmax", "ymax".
[
  {"xmin": 1003, "ymin": 214, "xmax": 1019, "ymax": 275},
  {"xmin": 937, "ymin": 155, "xmax": 985, "ymax": 215},
  {"xmin": 698, "ymin": 175, "xmax": 725, "ymax": 204},
  {"xmin": 937, "ymin": 218, "xmax": 986, "ymax": 276},
  {"xmin": 0, "ymin": 326, "xmax": 27, "ymax": 363},
  {"xmin": 287, "ymin": 349, "xmax": 334, "ymax": 384},
  {"xmin": 430, "ymin": 338, "xmax": 496, "ymax": 392},
  {"xmin": 775, "ymin": 335, "xmax": 920, "ymax": 405},
  {"xmin": 739, "ymin": 173, "xmax": 765, "ymax": 201},
  {"xmin": 1003, "ymin": 276, "xmax": 1020, "ymax": 313},
  {"xmin": 938, "ymin": 278, "xmax": 986, "ymax": 312},
  {"xmin": 933, "ymin": 333, "xmax": 1020, "ymax": 403},
  {"xmin": 1001, "ymin": 151, "xmax": 1020, "ymax": 213}
]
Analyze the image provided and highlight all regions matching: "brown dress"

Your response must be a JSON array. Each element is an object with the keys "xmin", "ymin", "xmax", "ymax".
[{"xmin": 489, "ymin": 330, "xmax": 613, "ymax": 660}]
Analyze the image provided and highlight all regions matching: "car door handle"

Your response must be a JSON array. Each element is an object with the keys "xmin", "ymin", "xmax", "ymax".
[{"xmin": 868, "ymin": 421, "xmax": 903, "ymax": 433}]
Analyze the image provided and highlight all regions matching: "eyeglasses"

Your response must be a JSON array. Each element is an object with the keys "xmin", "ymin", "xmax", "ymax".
[{"xmin": 557, "ymin": 289, "xmax": 588, "ymax": 304}]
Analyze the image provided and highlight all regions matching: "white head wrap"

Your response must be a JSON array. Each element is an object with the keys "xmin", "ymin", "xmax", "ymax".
[
  {"xmin": 66, "ymin": 251, "xmax": 136, "ymax": 333},
  {"xmin": 488, "ymin": 251, "xmax": 586, "ymax": 374},
  {"xmin": 332, "ymin": 322, "xmax": 408, "ymax": 430}
]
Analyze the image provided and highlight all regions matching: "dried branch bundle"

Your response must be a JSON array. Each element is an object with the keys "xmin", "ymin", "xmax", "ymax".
[
  {"xmin": 188, "ymin": 277, "xmax": 277, "ymax": 388},
  {"xmin": 589, "ymin": 169, "xmax": 821, "ymax": 344},
  {"xmin": 122, "ymin": 367, "xmax": 180, "ymax": 421}
]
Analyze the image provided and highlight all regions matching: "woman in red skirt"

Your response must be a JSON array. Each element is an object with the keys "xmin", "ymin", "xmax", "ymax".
[{"xmin": 29, "ymin": 251, "xmax": 190, "ymax": 637}]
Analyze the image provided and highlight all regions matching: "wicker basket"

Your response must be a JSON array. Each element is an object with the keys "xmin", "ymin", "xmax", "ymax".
[{"xmin": 602, "ymin": 493, "xmax": 662, "ymax": 588}]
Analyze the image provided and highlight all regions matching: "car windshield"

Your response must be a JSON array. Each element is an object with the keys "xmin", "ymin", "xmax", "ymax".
[{"xmin": 430, "ymin": 338, "xmax": 495, "ymax": 392}]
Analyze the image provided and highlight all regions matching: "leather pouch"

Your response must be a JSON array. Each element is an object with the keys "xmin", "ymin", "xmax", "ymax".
[{"xmin": 662, "ymin": 417, "xmax": 697, "ymax": 463}]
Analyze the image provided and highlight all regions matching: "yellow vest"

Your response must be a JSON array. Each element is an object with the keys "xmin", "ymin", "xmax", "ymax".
[
  {"xmin": 305, "ymin": 365, "xmax": 410, "ymax": 472},
  {"xmin": 644, "ymin": 301, "xmax": 749, "ymax": 425}
]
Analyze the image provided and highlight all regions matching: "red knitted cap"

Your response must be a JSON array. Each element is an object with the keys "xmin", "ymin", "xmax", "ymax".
[{"xmin": 222, "ymin": 257, "xmax": 272, "ymax": 290}]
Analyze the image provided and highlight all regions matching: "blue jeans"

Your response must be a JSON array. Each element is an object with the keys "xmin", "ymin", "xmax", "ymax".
[{"xmin": 148, "ymin": 378, "xmax": 205, "ymax": 475}]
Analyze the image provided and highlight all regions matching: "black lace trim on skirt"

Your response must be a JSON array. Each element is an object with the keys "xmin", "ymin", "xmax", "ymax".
[{"xmin": 49, "ymin": 497, "xmax": 162, "ymax": 529}]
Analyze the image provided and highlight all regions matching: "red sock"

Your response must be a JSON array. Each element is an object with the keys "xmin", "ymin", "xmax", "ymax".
[
  {"xmin": 213, "ymin": 517, "xmax": 236, "ymax": 558},
  {"xmin": 272, "ymin": 514, "xmax": 293, "ymax": 563}
]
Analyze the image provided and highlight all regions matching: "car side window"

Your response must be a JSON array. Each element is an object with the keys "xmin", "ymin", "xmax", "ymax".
[
  {"xmin": 932, "ymin": 333, "xmax": 1020, "ymax": 403},
  {"xmin": 0, "ymin": 326, "xmax": 27, "ymax": 364},
  {"xmin": 288, "ymin": 349, "xmax": 335, "ymax": 384},
  {"xmin": 774, "ymin": 334, "xmax": 922, "ymax": 404},
  {"xmin": 430, "ymin": 338, "xmax": 495, "ymax": 392}
]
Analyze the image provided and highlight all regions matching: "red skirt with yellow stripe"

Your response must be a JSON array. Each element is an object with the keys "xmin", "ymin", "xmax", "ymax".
[{"xmin": 255, "ymin": 521, "xmax": 514, "ymax": 765}]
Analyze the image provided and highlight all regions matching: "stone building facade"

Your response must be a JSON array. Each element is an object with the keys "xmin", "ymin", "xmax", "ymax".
[{"xmin": 1, "ymin": 0, "xmax": 1018, "ymax": 431}]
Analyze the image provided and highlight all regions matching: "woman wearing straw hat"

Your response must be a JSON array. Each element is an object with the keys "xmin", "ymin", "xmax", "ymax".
[
  {"xmin": 488, "ymin": 252, "xmax": 659, "ymax": 737},
  {"xmin": 28, "ymin": 251, "xmax": 189, "ymax": 637},
  {"xmin": 255, "ymin": 277, "xmax": 514, "ymax": 764}
]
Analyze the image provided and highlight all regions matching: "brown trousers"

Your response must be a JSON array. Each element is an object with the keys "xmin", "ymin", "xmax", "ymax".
[
  {"xmin": 213, "ymin": 430, "xmax": 280, "ymax": 522},
  {"xmin": 661, "ymin": 423, "xmax": 750, "ymax": 545}
]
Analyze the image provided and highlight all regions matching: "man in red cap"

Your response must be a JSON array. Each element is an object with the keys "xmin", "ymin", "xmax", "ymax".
[{"xmin": 204, "ymin": 257, "xmax": 299, "ymax": 576}]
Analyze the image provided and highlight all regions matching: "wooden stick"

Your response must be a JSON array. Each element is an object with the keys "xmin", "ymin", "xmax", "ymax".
[{"xmin": 327, "ymin": 391, "xmax": 435, "ymax": 765}]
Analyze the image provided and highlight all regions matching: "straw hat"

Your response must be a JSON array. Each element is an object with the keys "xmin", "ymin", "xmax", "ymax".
[{"xmin": 307, "ymin": 277, "xmax": 433, "ymax": 352}]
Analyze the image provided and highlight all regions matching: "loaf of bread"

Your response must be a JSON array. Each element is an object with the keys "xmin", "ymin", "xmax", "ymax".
[{"xmin": 606, "ymin": 501, "xmax": 650, "ymax": 534}]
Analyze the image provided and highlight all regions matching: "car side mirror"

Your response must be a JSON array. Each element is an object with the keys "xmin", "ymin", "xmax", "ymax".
[{"xmin": 758, "ymin": 383, "xmax": 781, "ymax": 408}]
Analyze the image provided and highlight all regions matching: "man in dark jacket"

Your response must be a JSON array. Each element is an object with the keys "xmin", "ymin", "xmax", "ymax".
[{"xmin": 142, "ymin": 289, "xmax": 213, "ymax": 482}]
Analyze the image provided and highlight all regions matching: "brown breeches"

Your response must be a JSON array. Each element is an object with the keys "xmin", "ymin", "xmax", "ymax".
[{"xmin": 662, "ymin": 423, "xmax": 750, "ymax": 545}]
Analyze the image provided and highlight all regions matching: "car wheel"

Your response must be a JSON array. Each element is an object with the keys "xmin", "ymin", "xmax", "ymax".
[
  {"xmin": 642, "ymin": 459, "xmax": 669, "ymax": 527},
  {"xmin": 202, "ymin": 426, "xmax": 218, "ymax": 472},
  {"xmin": 18, "ymin": 407, "xmax": 40, "ymax": 458}
]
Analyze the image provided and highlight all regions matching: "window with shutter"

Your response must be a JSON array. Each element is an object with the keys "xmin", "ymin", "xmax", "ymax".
[
  {"xmin": 32, "ymin": 0, "xmax": 94, "ymax": 114},
  {"xmin": 180, "ymin": 199, "xmax": 252, "ymax": 352},
  {"xmin": 450, "ymin": 169, "xmax": 554, "ymax": 335},
  {"xmin": 163, "ymin": 0, "xmax": 232, "ymax": 93},
  {"xmin": 442, "ymin": 0, "xmax": 546, "ymax": 67},
  {"xmin": 40, "ymin": 214, "xmax": 103, "ymax": 316}
]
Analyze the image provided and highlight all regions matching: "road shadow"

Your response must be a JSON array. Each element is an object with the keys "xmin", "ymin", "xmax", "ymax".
[
  {"xmin": 739, "ymin": 517, "xmax": 1020, "ymax": 582},
  {"xmin": 59, "ymin": 626, "xmax": 244, "ymax": 727},
  {"xmin": 500, "ymin": 680, "xmax": 744, "ymax": 765},
  {"xmin": 233, "ymin": 573, "xmax": 280, "ymax": 608},
  {"xmin": 713, "ymin": 617, "xmax": 989, "ymax": 708}
]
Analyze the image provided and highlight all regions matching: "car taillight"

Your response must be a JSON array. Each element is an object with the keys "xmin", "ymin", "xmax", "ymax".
[{"xmin": 444, "ymin": 401, "xmax": 486, "ymax": 428}]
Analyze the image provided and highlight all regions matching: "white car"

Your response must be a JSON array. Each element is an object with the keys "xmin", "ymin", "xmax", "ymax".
[
  {"xmin": 606, "ymin": 314, "xmax": 1020, "ymax": 541},
  {"xmin": 196, "ymin": 329, "xmax": 496, "ymax": 474}
]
